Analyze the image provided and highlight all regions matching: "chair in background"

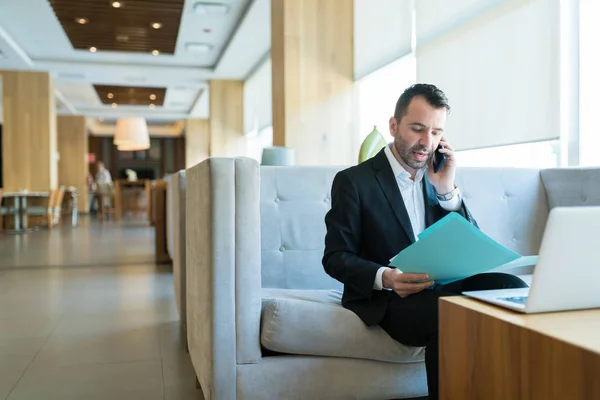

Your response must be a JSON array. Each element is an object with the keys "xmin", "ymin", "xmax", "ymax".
[
  {"xmin": 96, "ymin": 182, "xmax": 115, "ymax": 221},
  {"xmin": 48, "ymin": 188, "xmax": 65, "ymax": 228}
]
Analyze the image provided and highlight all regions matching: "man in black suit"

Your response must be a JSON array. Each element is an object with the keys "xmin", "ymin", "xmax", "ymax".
[{"xmin": 322, "ymin": 84, "xmax": 527, "ymax": 399}]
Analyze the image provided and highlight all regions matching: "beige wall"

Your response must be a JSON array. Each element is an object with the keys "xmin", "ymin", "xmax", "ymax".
[
  {"xmin": 185, "ymin": 119, "xmax": 210, "ymax": 169},
  {"xmin": 57, "ymin": 115, "xmax": 88, "ymax": 212},
  {"xmin": 209, "ymin": 80, "xmax": 245, "ymax": 157},
  {"xmin": 271, "ymin": 0, "xmax": 357, "ymax": 166},
  {"xmin": 0, "ymin": 70, "xmax": 57, "ymax": 191}
]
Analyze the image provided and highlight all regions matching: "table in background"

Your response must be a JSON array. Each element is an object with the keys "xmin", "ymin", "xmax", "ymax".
[
  {"xmin": 1, "ymin": 192, "xmax": 50, "ymax": 233},
  {"xmin": 439, "ymin": 297, "xmax": 600, "ymax": 400},
  {"xmin": 114, "ymin": 179, "xmax": 151, "ymax": 222}
]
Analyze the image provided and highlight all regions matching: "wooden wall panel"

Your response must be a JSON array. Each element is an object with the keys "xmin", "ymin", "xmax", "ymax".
[
  {"xmin": 271, "ymin": 0, "xmax": 358, "ymax": 165},
  {"xmin": 57, "ymin": 116, "xmax": 89, "ymax": 212},
  {"xmin": 0, "ymin": 70, "xmax": 57, "ymax": 191},
  {"xmin": 185, "ymin": 119, "xmax": 210, "ymax": 169},
  {"xmin": 209, "ymin": 80, "xmax": 244, "ymax": 158}
]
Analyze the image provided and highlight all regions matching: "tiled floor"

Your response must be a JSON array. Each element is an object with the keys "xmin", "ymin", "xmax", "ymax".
[{"xmin": 0, "ymin": 217, "xmax": 202, "ymax": 400}]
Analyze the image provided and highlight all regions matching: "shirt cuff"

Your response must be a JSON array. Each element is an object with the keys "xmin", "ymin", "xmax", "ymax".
[
  {"xmin": 374, "ymin": 266, "xmax": 394, "ymax": 291},
  {"xmin": 438, "ymin": 187, "xmax": 463, "ymax": 211}
]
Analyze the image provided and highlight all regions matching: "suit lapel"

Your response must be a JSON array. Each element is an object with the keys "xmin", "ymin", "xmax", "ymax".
[
  {"xmin": 422, "ymin": 174, "xmax": 439, "ymax": 228},
  {"xmin": 372, "ymin": 150, "xmax": 416, "ymax": 243}
]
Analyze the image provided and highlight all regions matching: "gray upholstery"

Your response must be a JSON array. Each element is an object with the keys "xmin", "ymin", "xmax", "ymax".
[
  {"xmin": 236, "ymin": 356, "xmax": 427, "ymax": 400},
  {"xmin": 185, "ymin": 156, "xmax": 600, "ymax": 400},
  {"xmin": 261, "ymin": 293, "xmax": 425, "ymax": 363},
  {"xmin": 455, "ymin": 168, "xmax": 549, "ymax": 256},
  {"xmin": 165, "ymin": 174, "xmax": 174, "ymax": 259},
  {"xmin": 260, "ymin": 166, "xmax": 345, "ymax": 290},
  {"xmin": 541, "ymin": 167, "xmax": 600, "ymax": 209},
  {"xmin": 171, "ymin": 170, "xmax": 187, "ymax": 325}
]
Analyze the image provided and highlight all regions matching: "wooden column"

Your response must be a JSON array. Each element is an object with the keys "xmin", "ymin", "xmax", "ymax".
[
  {"xmin": 0, "ymin": 70, "xmax": 57, "ymax": 191},
  {"xmin": 271, "ymin": 0, "xmax": 357, "ymax": 165},
  {"xmin": 185, "ymin": 119, "xmax": 210, "ymax": 168},
  {"xmin": 57, "ymin": 116, "xmax": 88, "ymax": 212},
  {"xmin": 209, "ymin": 80, "xmax": 244, "ymax": 157}
]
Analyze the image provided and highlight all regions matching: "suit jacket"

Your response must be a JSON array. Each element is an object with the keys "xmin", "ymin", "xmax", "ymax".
[{"xmin": 322, "ymin": 148, "xmax": 477, "ymax": 326}]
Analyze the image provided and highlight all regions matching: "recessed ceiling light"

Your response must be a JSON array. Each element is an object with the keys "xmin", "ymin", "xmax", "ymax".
[
  {"xmin": 193, "ymin": 2, "xmax": 229, "ymax": 15},
  {"xmin": 111, "ymin": 1, "xmax": 122, "ymax": 8},
  {"xmin": 151, "ymin": 22, "xmax": 162, "ymax": 29},
  {"xmin": 89, "ymin": 46, "xmax": 97, "ymax": 52},
  {"xmin": 152, "ymin": 50, "xmax": 160, "ymax": 56},
  {"xmin": 149, "ymin": 94, "xmax": 156, "ymax": 100},
  {"xmin": 75, "ymin": 17, "xmax": 88, "ymax": 24},
  {"xmin": 149, "ymin": 104, "xmax": 156, "ymax": 109},
  {"xmin": 185, "ymin": 43, "xmax": 212, "ymax": 53},
  {"xmin": 107, "ymin": 93, "xmax": 114, "ymax": 99},
  {"xmin": 111, "ymin": 103, "xmax": 118, "ymax": 108}
]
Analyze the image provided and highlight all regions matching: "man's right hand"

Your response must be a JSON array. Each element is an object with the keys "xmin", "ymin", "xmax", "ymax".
[{"xmin": 382, "ymin": 268, "xmax": 435, "ymax": 298}]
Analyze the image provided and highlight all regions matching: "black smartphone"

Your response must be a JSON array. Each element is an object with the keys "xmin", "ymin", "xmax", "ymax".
[{"xmin": 432, "ymin": 144, "xmax": 445, "ymax": 173}]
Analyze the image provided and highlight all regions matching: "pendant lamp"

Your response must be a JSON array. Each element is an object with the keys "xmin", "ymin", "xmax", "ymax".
[{"xmin": 114, "ymin": 117, "xmax": 151, "ymax": 150}]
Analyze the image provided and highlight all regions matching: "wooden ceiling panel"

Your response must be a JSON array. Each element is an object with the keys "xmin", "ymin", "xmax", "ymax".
[
  {"xmin": 48, "ymin": 0, "xmax": 184, "ymax": 54},
  {"xmin": 94, "ymin": 85, "xmax": 166, "ymax": 106}
]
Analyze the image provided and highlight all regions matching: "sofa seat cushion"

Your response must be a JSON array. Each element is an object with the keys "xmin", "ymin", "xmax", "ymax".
[{"xmin": 260, "ymin": 288, "xmax": 425, "ymax": 364}]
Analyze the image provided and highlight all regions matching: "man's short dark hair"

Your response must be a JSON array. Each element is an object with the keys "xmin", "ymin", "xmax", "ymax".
[{"xmin": 393, "ymin": 83, "xmax": 450, "ymax": 121}]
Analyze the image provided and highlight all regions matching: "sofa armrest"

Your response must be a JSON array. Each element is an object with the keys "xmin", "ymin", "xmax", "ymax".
[
  {"xmin": 186, "ymin": 157, "xmax": 262, "ymax": 400},
  {"xmin": 233, "ymin": 158, "xmax": 263, "ymax": 365}
]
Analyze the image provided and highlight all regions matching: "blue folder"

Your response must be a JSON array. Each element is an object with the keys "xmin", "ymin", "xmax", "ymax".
[{"xmin": 388, "ymin": 212, "xmax": 522, "ymax": 282}]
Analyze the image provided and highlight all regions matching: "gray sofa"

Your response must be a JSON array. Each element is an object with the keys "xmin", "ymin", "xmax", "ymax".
[
  {"xmin": 185, "ymin": 157, "xmax": 600, "ymax": 400},
  {"xmin": 167, "ymin": 170, "xmax": 188, "ymax": 338}
]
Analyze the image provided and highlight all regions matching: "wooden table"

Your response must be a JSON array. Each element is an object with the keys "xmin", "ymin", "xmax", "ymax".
[
  {"xmin": 439, "ymin": 297, "xmax": 600, "ymax": 400},
  {"xmin": 114, "ymin": 179, "xmax": 151, "ymax": 221}
]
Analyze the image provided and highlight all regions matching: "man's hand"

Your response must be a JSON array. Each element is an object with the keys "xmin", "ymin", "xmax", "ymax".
[
  {"xmin": 427, "ymin": 137, "xmax": 456, "ymax": 195},
  {"xmin": 382, "ymin": 268, "xmax": 434, "ymax": 298}
]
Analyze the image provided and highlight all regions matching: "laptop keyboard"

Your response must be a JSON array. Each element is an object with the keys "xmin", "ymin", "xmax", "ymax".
[{"xmin": 500, "ymin": 296, "xmax": 528, "ymax": 305}]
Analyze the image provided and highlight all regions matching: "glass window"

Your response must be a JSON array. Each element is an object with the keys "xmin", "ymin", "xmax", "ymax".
[
  {"xmin": 357, "ymin": 54, "xmax": 417, "ymax": 144},
  {"xmin": 455, "ymin": 140, "xmax": 560, "ymax": 169},
  {"xmin": 579, "ymin": 0, "xmax": 600, "ymax": 166}
]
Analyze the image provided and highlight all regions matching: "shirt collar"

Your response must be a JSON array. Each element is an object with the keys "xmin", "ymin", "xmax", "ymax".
[{"xmin": 384, "ymin": 143, "xmax": 425, "ymax": 183}]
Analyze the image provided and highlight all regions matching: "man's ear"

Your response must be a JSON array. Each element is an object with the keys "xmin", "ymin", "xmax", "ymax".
[{"xmin": 389, "ymin": 116, "xmax": 398, "ymax": 136}]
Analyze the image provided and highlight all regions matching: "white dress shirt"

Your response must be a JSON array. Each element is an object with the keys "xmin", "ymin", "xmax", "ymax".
[{"xmin": 373, "ymin": 143, "xmax": 463, "ymax": 290}]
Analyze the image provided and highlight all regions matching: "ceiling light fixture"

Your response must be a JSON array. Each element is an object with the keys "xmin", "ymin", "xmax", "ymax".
[
  {"xmin": 151, "ymin": 22, "xmax": 162, "ymax": 29},
  {"xmin": 185, "ymin": 43, "xmax": 212, "ymax": 53},
  {"xmin": 107, "ymin": 93, "xmax": 114, "ymax": 99},
  {"xmin": 75, "ymin": 17, "xmax": 88, "ymax": 24},
  {"xmin": 149, "ymin": 104, "xmax": 156, "ymax": 109},
  {"xmin": 114, "ymin": 117, "xmax": 151, "ymax": 151},
  {"xmin": 152, "ymin": 50, "xmax": 160, "ymax": 56},
  {"xmin": 89, "ymin": 46, "xmax": 97, "ymax": 52},
  {"xmin": 193, "ymin": 2, "xmax": 229, "ymax": 15},
  {"xmin": 111, "ymin": 103, "xmax": 118, "ymax": 108},
  {"xmin": 111, "ymin": 1, "xmax": 122, "ymax": 8},
  {"xmin": 149, "ymin": 94, "xmax": 156, "ymax": 100}
]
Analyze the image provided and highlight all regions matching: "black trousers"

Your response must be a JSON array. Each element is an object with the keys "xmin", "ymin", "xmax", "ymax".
[{"xmin": 379, "ymin": 273, "xmax": 528, "ymax": 400}]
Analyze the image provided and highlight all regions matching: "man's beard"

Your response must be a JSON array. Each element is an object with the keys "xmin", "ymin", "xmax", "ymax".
[{"xmin": 394, "ymin": 138, "xmax": 432, "ymax": 170}]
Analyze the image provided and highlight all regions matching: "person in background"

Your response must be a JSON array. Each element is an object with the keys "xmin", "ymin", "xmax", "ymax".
[
  {"xmin": 95, "ymin": 162, "xmax": 113, "ymax": 185},
  {"xmin": 87, "ymin": 173, "xmax": 97, "ymax": 214}
]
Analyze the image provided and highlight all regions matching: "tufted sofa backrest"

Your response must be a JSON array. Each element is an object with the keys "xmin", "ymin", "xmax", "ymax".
[
  {"xmin": 260, "ymin": 165, "xmax": 345, "ymax": 290},
  {"xmin": 455, "ymin": 168, "xmax": 549, "ymax": 256}
]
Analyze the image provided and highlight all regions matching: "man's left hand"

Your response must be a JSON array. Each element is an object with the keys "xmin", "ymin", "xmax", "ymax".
[{"xmin": 427, "ymin": 137, "xmax": 456, "ymax": 195}]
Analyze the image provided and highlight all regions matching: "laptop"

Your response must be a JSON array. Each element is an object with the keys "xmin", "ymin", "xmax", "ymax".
[{"xmin": 462, "ymin": 206, "xmax": 600, "ymax": 314}]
